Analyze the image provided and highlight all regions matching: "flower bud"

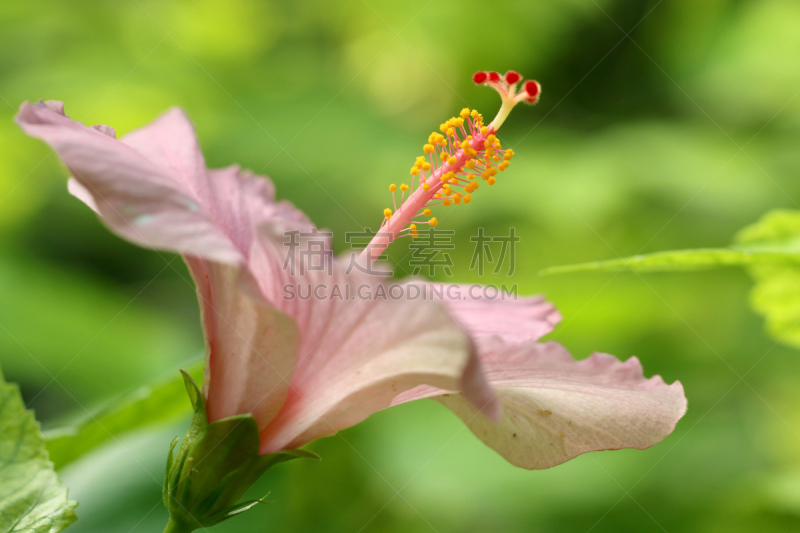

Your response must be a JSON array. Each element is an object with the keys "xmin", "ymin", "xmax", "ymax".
[{"xmin": 162, "ymin": 371, "xmax": 318, "ymax": 533}]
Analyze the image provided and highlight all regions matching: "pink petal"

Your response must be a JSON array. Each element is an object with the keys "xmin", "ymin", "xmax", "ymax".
[
  {"xmin": 436, "ymin": 340, "xmax": 687, "ymax": 469},
  {"xmin": 437, "ymin": 286, "xmax": 562, "ymax": 344},
  {"xmin": 186, "ymin": 258, "xmax": 299, "ymax": 429},
  {"xmin": 120, "ymin": 108, "xmax": 210, "ymax": 204},
  {"xmin": 252, "ymin": 225, "xmax": 498, "ymax": 452},
  {"xmin": 16, "ymin": 102, "xmax": 241, "ymax": 263}
]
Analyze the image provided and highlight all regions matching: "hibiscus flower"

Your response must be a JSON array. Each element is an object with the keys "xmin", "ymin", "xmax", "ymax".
[{"xmin": 16, "ymin": 72, "xmax": 685, "ymax": 474}]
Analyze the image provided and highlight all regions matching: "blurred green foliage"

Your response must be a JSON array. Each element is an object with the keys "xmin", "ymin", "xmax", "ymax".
[{"xmin": 2, "ymin": 0, "xmax": 800, "ymax": 531}]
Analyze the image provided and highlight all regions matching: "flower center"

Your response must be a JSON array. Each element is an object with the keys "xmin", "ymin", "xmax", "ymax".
[{"xmin": 361, "ymin": 70, "xmax": 541, "ymax": 264}]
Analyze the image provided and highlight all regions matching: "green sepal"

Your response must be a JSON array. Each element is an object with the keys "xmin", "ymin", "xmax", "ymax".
[{"xmin": 162, "ymin": 371, "xmax": 319, "ymax": 532}]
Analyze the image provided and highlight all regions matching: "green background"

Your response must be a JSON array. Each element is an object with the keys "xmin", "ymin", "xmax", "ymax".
[{"xmin": 2, "ymin": 0, "xmax": 800, "ymax": 531}]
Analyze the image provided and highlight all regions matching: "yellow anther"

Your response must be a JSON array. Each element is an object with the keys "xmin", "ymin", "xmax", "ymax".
[
  {"xmin": 444, "ymin": 171, "xmax": 455, "ymax": 181},
  {"xmin": 493, "ymin": 155, "xmax": 502, "ymax": 162},
  {"xmin": 487, "ymin": 134, "xmax": 497, "ymax": 144},
  {"xmin": 465, "ymin": 160, "xmax": 475, "ymax": 169},
  {"xmin": 463, "ymin": 194, "xmax": 472, "ymax": 204},
  {"xmin": 423, "ymin": 208, "xmax": 431, "ymax": 216},
  {"xmin": 443, "ymin": 199, "xmax": 451, "ymax": 206},
  {"xmin": 447, "ymin": 157, "xmax": 457, "ymax": 166},
  {"xmin": 389, "ymin": 184, "xmax": 397, "ymax": 192},
  {"xmin": 422, "ymin": 162, "xmax": 431, "ymax": 171},
  {"xmin": 487, "ymin": 177, "xmax": 496, "ymax": 186},
  {"xmin": 499, "ymin": 161, "xmax": 510, "ymax": 171},
  {"xmin": 453, "ymin": 193, "xmax": 462, "ymax": 205},
  {"xmin": 424, "ymin": 144, "xmax": 435, "ymax": 154},
  {"xmin": 429, "ymin": 217, "xmax": 438, "ymax": 227},
  {"xmin": 411, "ymin": 230, "xmax": 419, "ymax": 238},
  {"xmin": 480, "ymin": 126, "xmax": 488, "ymax": 135},
  {"xmin": 460, "ymin": 108, "xmax": 470, "ymax": 119},
  {"xmin": 439, "ymin": 123, "xmax": 448, "ymax": 133},
  {"xmin": 485, "ymin": 147, "xmax": 495, "ymax": 157},
  {"xmin": 410, "ymin": 167, "xmax": 420, "ymax": 175},
  {"xmin": 384, "ymin": 208, "xmax": 393, "ymax": 218},
  {"xmin": 450, "ymin": 178, "xmax": 459, "ymax": 184},
  {"xmin": 400, "ymin": 184, "xmax": 409, "ymax": 191},
  {"xmin": 454, "ymin": 117, "xmax": 464, "ymax": 128},
  {"xmin": 504, "ymin": 149, "xmax": 514, "ymax": 160},
  {"xmin": 446, "ymin": 127, "xmax": 455, "ymax": 136},
  {"xmin": 410, "ymin": 224, "xmax": 417, "ymax": 230},
  {"xmin": 422, "ymin": 183, "xmax": 430, "ymax": 191},
  {"xmin": 481, "ymin": 171, "xmax": 490, "ymax": 180},
  {"xmin": 460, "ymin": 140, "xmax": 470, "ymax": 150},
  {"xmin": 471, "ymin": 109, "xmax": 481, "ymax": 120}
]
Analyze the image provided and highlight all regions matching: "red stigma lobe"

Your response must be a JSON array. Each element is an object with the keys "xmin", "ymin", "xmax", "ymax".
[
  {"xmin": 473, "ymin": 71, "xmax": 488, "ymax": 84},
  {"xmin": 504, "ymin": 71, "xmax": 521, "ymax": 84}
]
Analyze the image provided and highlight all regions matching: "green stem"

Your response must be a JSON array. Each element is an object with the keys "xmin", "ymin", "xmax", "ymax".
[{"xmin": 162, "ymin": 517, "xmax": 196, "ymax": 533}]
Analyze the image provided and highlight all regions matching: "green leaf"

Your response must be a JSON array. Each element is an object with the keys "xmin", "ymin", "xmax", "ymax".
[
  {"xmin": 0, "ymin": 366, "xmax": 77, "ymax": 533},
  {"xmin": 736, "ymin": 211, "xmax": 800, "ymax": 350},
  {"xmin": 44, "ymin": 360, "xmax": 203, "ymax": 470},
  {"xmin": 538, "ymin": 248, "xmax": 790, "ymax": 275},
  {"xmin": 540, "ymin": 209, "xmax": 800, "ymax": 350}
]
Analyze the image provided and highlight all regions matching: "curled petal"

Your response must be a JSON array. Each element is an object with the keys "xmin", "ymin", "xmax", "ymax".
[
  {"xmin": 16, "ymin": 102, "xmax": 242, "ymax": 263},
  {"xmin": 436, "ymin": 340, "xmax": 687, "ymax": 469}
]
